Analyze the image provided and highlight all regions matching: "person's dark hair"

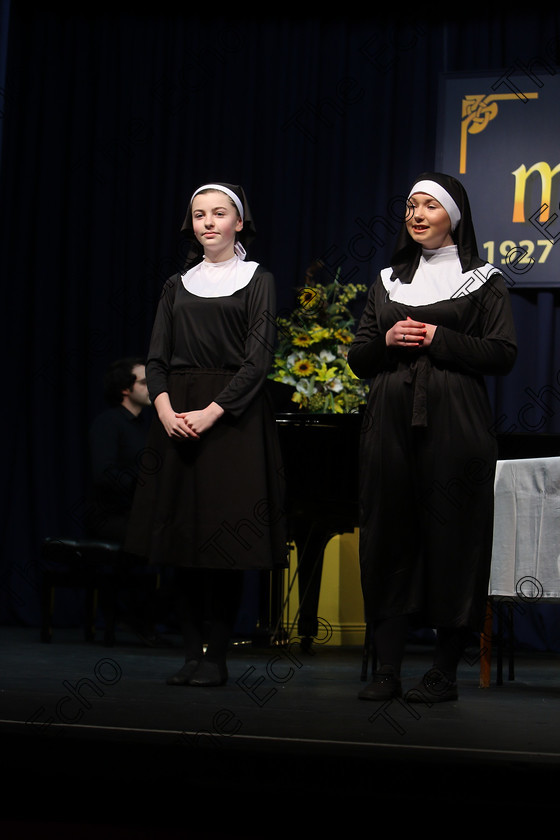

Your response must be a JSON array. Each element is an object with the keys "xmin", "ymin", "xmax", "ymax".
[{"xmin": 103, "ymin": 357, "xmax": 145, "ymax": 406}]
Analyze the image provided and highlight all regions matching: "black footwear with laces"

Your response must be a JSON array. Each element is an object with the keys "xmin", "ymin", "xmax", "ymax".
[
  {"xmin": 358, "ymin": 667, "xmax": 402, "ymax": 701},
  {"xmin": 404, "ymin": 668, "xmax": 458, "ymax": 703}
]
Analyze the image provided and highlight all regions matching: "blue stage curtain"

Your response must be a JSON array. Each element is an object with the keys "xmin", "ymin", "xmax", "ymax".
[{"xmin": 1, "ymin": 5, "xmax": 559, "ymax": 644}]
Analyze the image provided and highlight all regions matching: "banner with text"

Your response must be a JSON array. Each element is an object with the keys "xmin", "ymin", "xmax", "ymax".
[{"xmin": 436, "ymin": 69, "xmax": 560, "ymax": 288}]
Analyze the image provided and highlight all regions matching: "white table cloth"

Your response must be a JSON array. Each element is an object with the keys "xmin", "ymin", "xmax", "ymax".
[{"xmin": 489, "ymin": 457, "xmax": 560, "ymax": 601}]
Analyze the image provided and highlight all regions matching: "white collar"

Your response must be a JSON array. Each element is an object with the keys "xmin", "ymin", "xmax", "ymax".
[
  {"xmin": 181, "ymin": 255, "xmax": 258, "ymax": 298},
  {"xmin": 381, "ymin": 246, "xmax": 499, "ymax": 305}
]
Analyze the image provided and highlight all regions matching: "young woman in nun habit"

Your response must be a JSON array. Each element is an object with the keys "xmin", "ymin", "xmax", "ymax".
[
  {"xmin": 348, "ymin": 172, "xmax": 517, "ymax": 703},
  {"xmin": 125, "ymin": 182, "xmax": 287, "ymax": 687}
]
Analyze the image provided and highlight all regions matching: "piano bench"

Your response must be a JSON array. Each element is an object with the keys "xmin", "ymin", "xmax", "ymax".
[{"xmin": 40, "ymin": 536, "xmax": 151, "ymax": 646}]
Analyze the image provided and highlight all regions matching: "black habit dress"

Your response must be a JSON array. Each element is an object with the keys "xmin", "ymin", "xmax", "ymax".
[
  {"xmin": 348, "ymin": 264, "xmax": 517, "ymax": 632},
  {"xmin": 125, "ymin": 260, "xmax": 287, "ymax": 572}
]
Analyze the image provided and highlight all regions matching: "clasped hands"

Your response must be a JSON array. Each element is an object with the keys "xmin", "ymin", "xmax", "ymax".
[
  {"xmin": 156, "ymin": 394, "xmax": 225, "ymax": 439},
  {"xmin": 386, "ymin": 316, "xmax": 437, "ymax": 348}
]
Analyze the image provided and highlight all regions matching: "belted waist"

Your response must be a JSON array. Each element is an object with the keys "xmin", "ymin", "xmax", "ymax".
[{"xmin": 403, "ymin": 354, "xmax": 431, "ymax": 428}]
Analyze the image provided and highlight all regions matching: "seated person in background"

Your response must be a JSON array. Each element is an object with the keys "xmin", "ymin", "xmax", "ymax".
[
  {"xmin": 87, "ymin": 357, "xmax": 152, "ymax": 542},
  {"xmin": 86, "ymin": 357, "xmax": 168, "ymax": 646}
]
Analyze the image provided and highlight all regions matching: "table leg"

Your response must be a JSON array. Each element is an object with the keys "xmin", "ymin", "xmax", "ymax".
[{"xmin": 479, "ymin": 598, "xmax": 493, "ymax": 688}]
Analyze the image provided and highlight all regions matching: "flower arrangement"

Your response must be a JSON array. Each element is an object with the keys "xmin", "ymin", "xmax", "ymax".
[{"xmin": 269, "ymin": 262, "xmax": 369, "ymax": 413}]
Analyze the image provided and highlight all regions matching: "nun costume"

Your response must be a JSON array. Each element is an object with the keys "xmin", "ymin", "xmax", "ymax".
[
  {"xmin": 125, "ymin": 182, "xmax": 287, "ymax": 686},
  {"xmin": 348, "ymin": 172, "xmax": 517, "ymax": 702}
]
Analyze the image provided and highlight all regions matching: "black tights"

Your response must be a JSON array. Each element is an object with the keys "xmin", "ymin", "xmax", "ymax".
[
  {"xmin": 373, "ymin": 615, "xmax": 471, "ymax": 681},
  {"xmin": 174, "ymin": 568, "xmax": 245, "ymax": 665}
]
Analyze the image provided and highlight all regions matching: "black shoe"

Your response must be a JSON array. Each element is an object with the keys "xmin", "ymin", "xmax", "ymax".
[
  {"xmin": 188, "ymin": 660, "xmax": 228, "ymax": 687},
  {"xmin": 358, "ymin": 669, "xmax": 402, "ymax": 701},
  {"xmin": 166, "ymin": 659, "xmax": 200, "ymax": 685},
  {"xmin": 404, "ymin": 668, "xmax": 458, "ymax": 703}
]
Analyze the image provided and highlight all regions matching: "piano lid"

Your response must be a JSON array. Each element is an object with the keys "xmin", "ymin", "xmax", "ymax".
[{"xmin": 275, "ymin": 411, "xmax": 364, "ymax": 428}]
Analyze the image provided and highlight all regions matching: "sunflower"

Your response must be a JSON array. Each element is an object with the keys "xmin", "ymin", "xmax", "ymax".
[
  {"xmin": 297, "ymin": 286, "xmax": 324, "ymax": 311},
  {"xmin": 269, "ymin": 263, "xmax": 368, "ymax": 413},
  {"xmin": 292, "ymin": 333, "xmax": 313, "ymax": 347},
  {"xmin": 292, "ymin": 358, "xmax": 315, "ymax": 377},
  {"xmin": 334, "ymin": 328, "xmax": 353, "ymax": 344}
]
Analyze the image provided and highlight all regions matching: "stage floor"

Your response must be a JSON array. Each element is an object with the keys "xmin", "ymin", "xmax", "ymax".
[{"xmin": 2, "ymin": 625, "xmax": 560, "ymax": 834}]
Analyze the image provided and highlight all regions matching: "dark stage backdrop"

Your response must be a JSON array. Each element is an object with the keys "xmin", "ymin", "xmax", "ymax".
[{"xmin": 1, "ymin": 2, "xmax": 560, "ymax": 650}]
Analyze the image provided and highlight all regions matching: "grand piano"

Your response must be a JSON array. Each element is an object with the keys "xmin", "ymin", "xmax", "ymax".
[
  {"xmin": 272, "ymin": 397, "xmax": 560, "ymax": 650},
  {"xmin": 275, "ymin": 411, "xmax": 362, "ymax": 646}
]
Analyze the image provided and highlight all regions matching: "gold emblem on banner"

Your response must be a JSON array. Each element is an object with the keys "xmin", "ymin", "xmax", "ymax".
[{"xmin": 460, "ymin": 93, "xmax": 538, "ymax": 174}]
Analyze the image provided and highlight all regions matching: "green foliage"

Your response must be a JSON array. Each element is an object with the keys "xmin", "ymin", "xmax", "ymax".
[{"xmin": 269, "ymin": 264, "xmax": 368, "ymax": 413}]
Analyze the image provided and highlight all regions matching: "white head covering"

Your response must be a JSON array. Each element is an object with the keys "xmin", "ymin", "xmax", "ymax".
[
  {"xmin": 190, "ymin": 183, "xmax": 245, "ymax": 221},
  {"xmin": 408, "ymin": 179, "xmax": 461, "ymax": 232},
  {"xmin": 384, "ymin": 172, "xmax": 500, "ymax": 304},
  {"xmin": 180, "ymin": 182, "xmax": 256, "ymax": 268}
]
